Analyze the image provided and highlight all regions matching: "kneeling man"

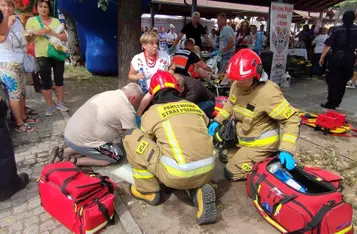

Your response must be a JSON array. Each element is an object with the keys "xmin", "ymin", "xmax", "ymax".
[{"xmin": 50, "ymin": 83, "xmax": 144, "ymax": 166}]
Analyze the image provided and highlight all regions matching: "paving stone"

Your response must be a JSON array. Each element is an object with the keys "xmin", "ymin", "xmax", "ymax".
[
  {"xmin": 26, "ymin": 191, "xmax": 39, "ymax": 200},
  {"xmin": 52, "ymin": 226, "xmax": 70, "ymax": 234},
  {"xmin": 23, "ymin": 224, "xmax": 40, "ymax": 234},
  {"xmin": 10, "ymin": 189, "xmax": 28, "ymax": 199},
  {"xmin": 8, "ymin": 221, "xmax": 22, "ymax": 232},
  {"xmin": 0, "ymin": 209, "xmax": 11, "ymax": 219},
  {"xmin": 11, "ymin": 196, "xmax": 27, "ymax": 207},
  {"xmin": 33, "ymin": 206, "xmax": 45, "ymax": 215},
  {"xmin": 15, "ymin": 210, "xmax": 33, "ymax": 220},
  {"xmin": 0, "ymin": 215, "xmax": 16, "ymax": 227},
  {"xmin": 0, "ymin": 201, "xmax": 12, "ymax": 211},
  {"xmin": 39, "ymin": 220, "xmax": 56, "ymax": 232},
  {"xmin": 0, "ymin": 227, "xmax": 9, "ymax": 234},
  {"xmin": 23, "ymin": 216, "xmax": 39, "ymax": 228},
  {"xmin": 40, "ymin": 212, "xmax": 52, "ymax": 222},
  {"xmin": 23, "ymin": 159, "xmax": 36, "ymax": 165},
  {"xmin": 12, "ymin": 202, "xmax": 28, "ymax": 213},
  {"xmin": 28, "ymin": 197, "xmax": 41, "ymax": 209}
]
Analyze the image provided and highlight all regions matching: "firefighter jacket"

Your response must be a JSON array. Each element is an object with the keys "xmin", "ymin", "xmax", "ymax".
[
  {"xmin": 140, "ymin": 100, "xmax": 215, "ymax": 179},
  {"xmin": 214, "ymin": 80, "xmax": 300, "ymax": 154}
]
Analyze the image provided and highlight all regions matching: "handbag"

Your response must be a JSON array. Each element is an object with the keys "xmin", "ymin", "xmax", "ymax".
[
  {"xmin": 35, "ymin": 16, "xmax": 69, "ymax": 62},
  {"xmin": 10, "ymin": 28, "xmax": 39, "ymax": 73}
]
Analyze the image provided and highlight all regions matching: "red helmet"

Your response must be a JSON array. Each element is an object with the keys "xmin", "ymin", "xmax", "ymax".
[
  {"xmin": 226, "ymin": 49, "xmax": 264, "ymax": 81},
  {"xmin": 149, "ymin": 70, "xmax": 179, "ymax": 95}
]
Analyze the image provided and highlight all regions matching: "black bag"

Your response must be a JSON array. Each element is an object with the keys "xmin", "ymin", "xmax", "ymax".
[{"xmin": 213, "ymin": 118, "xmax": 238, "ymax": 150}]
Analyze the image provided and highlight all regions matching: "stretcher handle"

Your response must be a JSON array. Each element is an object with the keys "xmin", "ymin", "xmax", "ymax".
[{"xmin": 44, "ymin": 167, "xmax": 81, "ymax": 181}]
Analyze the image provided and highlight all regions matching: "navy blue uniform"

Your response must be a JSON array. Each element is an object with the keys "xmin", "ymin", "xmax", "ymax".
[{"xmin": 324, "ymin": 24, "xmax": 357, "ymax": 107}]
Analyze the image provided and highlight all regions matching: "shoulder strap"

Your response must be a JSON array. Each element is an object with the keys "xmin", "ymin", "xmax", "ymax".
[
  {"xmin": 9, "ymin": 28, "xmax": 24, "ymax": 49},
  {"xmin": 36, "ymin": 15, "xmax": 45, "ymax": 29}
]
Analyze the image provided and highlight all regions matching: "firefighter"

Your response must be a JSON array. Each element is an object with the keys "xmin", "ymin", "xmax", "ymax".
[
  {"xmin": 123, "ymin": 71, "xmax": 217, "ymax": 225},
  {"xmin": 208, "ymin": 49, "xmax": 300, "ymax": 181}
]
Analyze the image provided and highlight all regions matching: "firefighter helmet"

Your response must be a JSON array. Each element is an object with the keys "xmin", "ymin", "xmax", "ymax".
[
  {"xmin": 226, "ymin": 49, "xmax": 264, "ymax": 81},
  {"xmin": 149, "ymin": 70, "xmax": 179, "ymax": 95}
]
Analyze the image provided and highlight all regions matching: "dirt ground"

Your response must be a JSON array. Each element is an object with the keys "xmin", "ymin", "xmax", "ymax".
[{"xmin": 63, "ymin": 66, "xmax": 357, "ymax": 233}]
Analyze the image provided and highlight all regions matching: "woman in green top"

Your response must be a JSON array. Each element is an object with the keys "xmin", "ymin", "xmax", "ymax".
[{"xmin": 26, "ymin": 0, "xmax": 68, "ymax": 116}]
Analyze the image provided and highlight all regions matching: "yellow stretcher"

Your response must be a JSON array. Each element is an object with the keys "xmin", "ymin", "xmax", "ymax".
[{"xmin": 297, "ymin": 111, "xmax": 352, "ymax": 135}]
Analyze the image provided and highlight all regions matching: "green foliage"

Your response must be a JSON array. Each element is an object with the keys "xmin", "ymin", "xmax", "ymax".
[
  {"xmin": 78, "ymin": 0, "xmax": 109, "ymax": 11},
  {"xmin": 97, "ymin": 0, "xmax": 109, "ymax": 11},
  {"xmin": 334, "ymin": 0, "xmax": 357, "ymax": 9}
]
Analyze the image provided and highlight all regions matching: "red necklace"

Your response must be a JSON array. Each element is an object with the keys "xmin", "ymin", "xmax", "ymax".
[{"xmin": 144, "ymin": 51, "xmax": 157, "ymax": 68}]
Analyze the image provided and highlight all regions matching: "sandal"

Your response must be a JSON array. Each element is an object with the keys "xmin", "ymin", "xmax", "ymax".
[
  {"xmin": 15, "ymin": 123, "xmax": 35, "ymax": 133},
  {"xmin": 23, "ymin": 115, "xmax": 40, "ymax": 124},
  {"xmin": 69, "ymin": 157, "xmax": 78, "ymax": 165},
  {"xmin": 49, "ymin": 146, "xmax": 60, "ymax": 164},
  {"xmin": 25, "ymin": 107, "xmax": 38, "ymax": 116}
]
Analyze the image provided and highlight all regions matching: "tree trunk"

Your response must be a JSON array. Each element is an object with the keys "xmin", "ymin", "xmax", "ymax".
[
  {"xmin": 117, "ymin": 0, "xmax": 142, "ymax": 88},
  {"xmin": 62, "ymin": 10, "xmax": 84, "ymax": 66}
]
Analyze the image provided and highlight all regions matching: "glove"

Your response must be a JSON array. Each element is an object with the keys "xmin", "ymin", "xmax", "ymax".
[
  {"xmin": 168, "ymin": 46, "xmax": 175, "ymax": 54},
  {"xmin": 210, "ymin": 50, "xmax": 219, "ymax": 57},
  {"xmin": 279, "ymin": 151, "xmax": 296, "ymax": 170},
  {"xmin": 135, "ymin": 115, "xmax": 141, "ymax": 128},
  {"xmin": 208, "ymin": 122, "xmax": 220, "ymax": 136}
]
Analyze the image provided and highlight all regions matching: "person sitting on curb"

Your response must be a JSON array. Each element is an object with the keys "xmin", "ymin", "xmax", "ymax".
[
  {"xmin": 172, "ymin": 38, "xmax": 212, "ymax": 79},
  {"xmin": 123, "ymin": 71, "xmax": 217, "ymax": 225},
  {"xmin": 49, "ymin": 83, "xmax": 144, "ymax": 167},
  {"xmin": 208, "ymin": 49, "xmax": 300, "ymax": 182},
  {"xmin": 173, "ymin": 73, "xmax": 216, "ymax": 117}
]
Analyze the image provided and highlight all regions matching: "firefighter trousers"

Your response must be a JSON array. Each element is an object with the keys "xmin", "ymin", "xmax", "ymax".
[
  {"xmin": 223, "ymin": 146, "xmax": 273, "ymax": 181},
  {"xmin": 123, "ymin": 129, "xmax": 212, "ymax": 193}
]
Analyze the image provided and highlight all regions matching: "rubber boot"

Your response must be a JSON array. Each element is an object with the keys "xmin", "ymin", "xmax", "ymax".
[
  {"xmin": 129, "ymin": 185, "xmax": 161, "ymax": 206},
  {"xmin": 188, "ymin": 184, "xmax": 217, "ymax": 225}
]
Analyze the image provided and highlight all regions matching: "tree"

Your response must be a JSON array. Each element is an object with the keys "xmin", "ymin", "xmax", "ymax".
[
  {"xmin": 117, "ymin": 0, "xmax": 142, "ymax": 87},
  {"xmin": 62, "ymin": 10, "xmax": 84, "ymax": 66}
]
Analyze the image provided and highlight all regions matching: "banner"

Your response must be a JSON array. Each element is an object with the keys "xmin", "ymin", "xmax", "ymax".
[{"xmin": 270, "ymin": 2, "xmax": 294, "ymax": 84}]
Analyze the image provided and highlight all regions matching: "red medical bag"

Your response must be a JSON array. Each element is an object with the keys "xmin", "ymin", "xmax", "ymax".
[
  {"xmin": 38, "ymin": 162, "xmax": 116, "ymax": 234},
  {"xmin": 246, "ymin": 157, "xmax": 354, "ymax": 234}
]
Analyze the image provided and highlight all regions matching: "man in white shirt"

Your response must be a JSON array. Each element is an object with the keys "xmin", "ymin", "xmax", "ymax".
[
  {"xmin": 51, "ymin": 83, "xmax": 144, "ymax": 167},
  {"xmin": 312, "ymin": 27, "xmax": 328, "ymax": 76},
  {"xmin": 167, "ymin": 24, "xmax": 178, "ymax": 51}
]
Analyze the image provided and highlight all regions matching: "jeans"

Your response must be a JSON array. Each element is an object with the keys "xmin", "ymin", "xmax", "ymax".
[
  {"xmin": 219, "ymin": 51, "xmax": 235, "ymax": 73},
  {"xmin": 197, "ymin": 100, "xmax": 215, "ymax": 118}
]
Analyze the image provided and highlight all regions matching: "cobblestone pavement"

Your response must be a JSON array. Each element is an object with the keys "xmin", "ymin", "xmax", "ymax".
[{"xmin": 0, "ymin": 86, "xmax": 126, "ymax": 234}]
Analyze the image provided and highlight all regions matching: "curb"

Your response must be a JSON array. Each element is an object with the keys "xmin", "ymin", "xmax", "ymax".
[{"xmin": 53, "ymin": 92, "xmax": 141, "ymax": 234}]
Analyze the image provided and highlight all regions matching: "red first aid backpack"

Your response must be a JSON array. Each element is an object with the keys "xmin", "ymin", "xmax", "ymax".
[
  {"xmin": 38, "ymin": 162, "xmax": 116, "ymax": 234},
  {"xmin": 246, "ymin": 157, "xmax": 354, "ymax": 234}
]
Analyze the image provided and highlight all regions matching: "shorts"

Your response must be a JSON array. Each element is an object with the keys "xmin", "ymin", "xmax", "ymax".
[
  {"xmin": 0, "ymin": 62, "xmax": 25, "ymax": 101},
  {"xmin": 64, "ymin": 138, "xmax": 124, "ymax": 163}
]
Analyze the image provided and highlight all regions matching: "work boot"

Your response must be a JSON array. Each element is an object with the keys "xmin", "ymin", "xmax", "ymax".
[
  {"xmin": 218, "ymin": 150, "xmax": 228, "ymax": 164},
  {"xmin": 188, "ymin": 184, "xmax": 217, "ymax": 225},
  {"xmin": 0, "ymin": 173, "xmax": 29, "ymax": 201},
  {"xmin": 129, "ymin": 185, "xmax": 161, "ymax": 206}
]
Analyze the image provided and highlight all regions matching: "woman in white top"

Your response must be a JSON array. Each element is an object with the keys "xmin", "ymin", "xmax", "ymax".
[
  {"xmin": 0, "ymin": 0, "xmax": 39, "ymax": 133},
  {"xmin": 312, "ymin": 27, "xmax": 328, "ymax": 76},
  {"xmin": 128, "ymin": 32, "xmax": 173, "ymax": 116}
]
